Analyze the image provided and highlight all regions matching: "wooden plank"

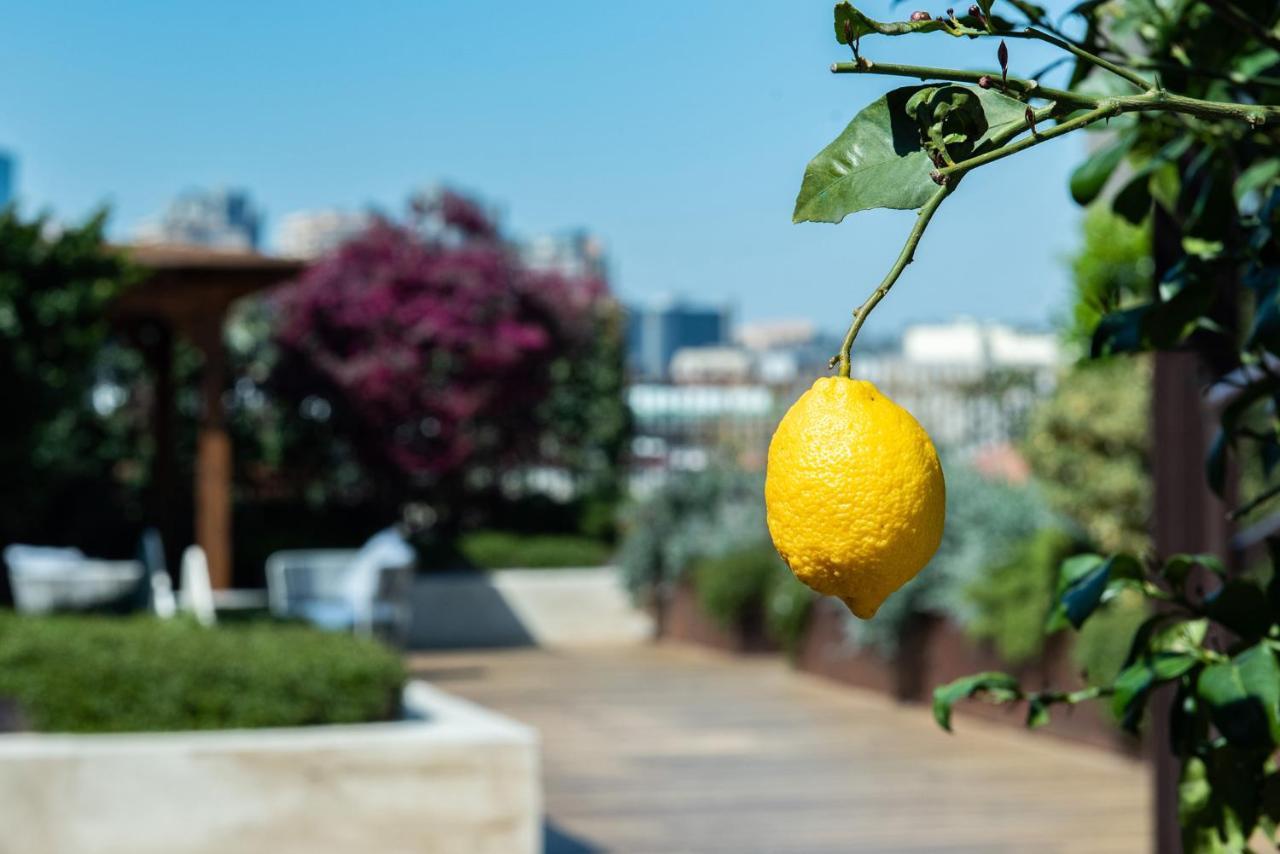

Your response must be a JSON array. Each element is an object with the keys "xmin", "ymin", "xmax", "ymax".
[{"xmin": 410, "ymin": 645, "xmax": 1148, "ymax": 853}]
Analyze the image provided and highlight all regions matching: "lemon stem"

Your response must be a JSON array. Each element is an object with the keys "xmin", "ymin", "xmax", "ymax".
[{"xmin": 837, "ymin": 183, "xmax": 953, "ymax": 378}]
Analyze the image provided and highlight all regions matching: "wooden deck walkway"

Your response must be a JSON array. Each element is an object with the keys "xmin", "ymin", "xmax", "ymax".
[{"xmin": 409, "ymin": 644, "xmax": 1149, "ymax": 854}]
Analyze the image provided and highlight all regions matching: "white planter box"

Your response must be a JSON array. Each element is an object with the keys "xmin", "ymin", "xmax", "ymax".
[
  {"xmin": 410, "ymin": 566, "xmax": 653, "ymax": 649},
  {"xmin": 0, "ymin": 682, "xmax": 540, "ymax": 854}
]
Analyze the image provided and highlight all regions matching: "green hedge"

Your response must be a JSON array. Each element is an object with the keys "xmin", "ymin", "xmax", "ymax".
[
  {"xmin": 457, "ymin": 530, "xmax": 612, "ymax": 569},
  {"xmin": 0, "ymin": 614, "xmax": 405, "ymax": 733},
  {"xmin": 692, "ymin": 546, "xmax": 816, "ymax": 655}
]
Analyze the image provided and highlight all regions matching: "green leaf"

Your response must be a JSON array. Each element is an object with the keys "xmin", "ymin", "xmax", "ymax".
[
  {"xmin": 1090, "ymin": 305, "xmax": 1150, "ymax": 357},
  {"xmin": 792, "ymin": 84, "xmax": 1032, "ymax": 224},
  {"xmin": 1162, "ymin": 555, "xmax": 1226, "ymax": 593},
  {"xmin": 834, "ymin": 2, "xmax": 947, "ymax": 42},
  {"xmin": 1112, "ymin": 171, "xmax": 1152, "ymax": 223},
  {"xmin": 932, "ymin": 672, "xmax": 1020, "ymax": 731},
  {"xmin": 976, "ymin": 0, "xmax": 997, "ymax": 29},
  {"xmin": 1247, "ymin": 291, "xmax": 1280, "ymax": 353},
  {"xmin": 1047, "ymin": 553, "xmax": 1142, "ymax": 632},
  {"xmin": 1111, "ymin": 660, "xmax": 1155, "ymax": 732},
  {"xmin": 1070, "ymin": 137, "xmax": 1131, "ymax": 206},
  {"xmin": 1197, "ymin": 643, "xmax": 1280, "ymax": 749},
  {"xmin": 1026, "ymin": 697, "xmax": 1050, "ymax": 728},
  {"xmin": 1202, "ymin": 580, "xmax": 1273, "ymax": 642},
  {"xmin": 1111, "ymin": 653, "xmax": 1198, "ymax": 733},
  {"xmin": 1236, "ymin": 159, "xmax": 1280, "ymax": 202}
]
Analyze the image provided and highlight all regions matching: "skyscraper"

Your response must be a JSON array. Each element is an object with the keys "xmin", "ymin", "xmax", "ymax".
[
  {"xmin": 626, "ymin": 298, "xmax": 731, "ymax": 380},
  {"xmin": 134, "ymin": 188, "xmax": 262, "ymax": 250},
  {"xmin": 0, "ymin": 152, "xmax": 15, "ymax": 207}
]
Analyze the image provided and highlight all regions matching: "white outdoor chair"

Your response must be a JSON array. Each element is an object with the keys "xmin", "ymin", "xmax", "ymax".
[
  {"xmin": 265, "ymin": 528, "xmax": 415, "ymax": 644},
  {"xmin": 3, "ymin": 544, "xmax": 144, "ymax": 614}
]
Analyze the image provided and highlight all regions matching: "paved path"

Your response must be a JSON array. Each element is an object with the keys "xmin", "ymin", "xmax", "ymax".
[{"xmin": 409, "ymin": 645, "xmax": 1149, "ymax": 854}]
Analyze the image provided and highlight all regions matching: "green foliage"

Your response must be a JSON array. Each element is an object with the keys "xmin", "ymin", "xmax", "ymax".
[
  {"xmin": 963, "ymin": 528, "xmax": 1081, "ymax": 664},
  {"xmin": 793, "ymin": 84, "xmax": 1029, "ymax": 224},
  {"xmin": 693, "ymin": 547, "xmax": 781, "ymax": 631},
  {"xmin": 616, "ymin": 466, "xmax": 765, "ymax": 595},
  {"xmin": 456, "ymin": 529, "xmax": 612, "ymax": 569},
  {"xmin": 691, "ymin": 546, "xmax": 817, "ymax": 654},
  {"xmin": 1070, "ymin": 592, "xmax": 1149, "ymax": 686},
  {"xmin": 766, "ymin": 570, "xmax": 818, "ymax": 657},
  {"xmin": 1065, "ymin": 206, "xmax": 1153, "ymax": 352},
  {"xmin": 846, "ymin": 460, "xmax": 1055, "ymax": 653},
  {"xmin": 797, "ymin": 0, "xmax": 1280, "ymax": 842},
  {"xmin": 0, "ymin": 209, "xmax": 146, "ymax": 554},
  {"xmin": 1024, "ymin": 356, "xmax": 1151, "ymax": 555},
  {"xmin": 0, "ymin": 614, "xmax": 405, "ymax": 733}
]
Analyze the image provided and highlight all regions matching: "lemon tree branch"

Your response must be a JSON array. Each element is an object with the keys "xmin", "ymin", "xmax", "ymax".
[{"xmin": 836, "ymin": 184, "xmax": 953, "ymax": 377}]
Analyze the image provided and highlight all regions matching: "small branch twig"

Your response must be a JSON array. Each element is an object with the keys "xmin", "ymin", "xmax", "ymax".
[
  {"xmin": 1007, "ymin": 28, "xmax": 1152, "ymax": 92},
  {"xmin": 836, "ymin": 184, "xmax": 953, "ymax": 376},
  {"xmin": 934, "ymin": 101, "xmax": 1123, "ymax": 183},
  {"xmin": 1230, "ymin": 481, "xmax": 1280, "ymax": 520},
  {"xmin": 830, "ymin": 60, "xmax": 1095, "ymax": 107}
]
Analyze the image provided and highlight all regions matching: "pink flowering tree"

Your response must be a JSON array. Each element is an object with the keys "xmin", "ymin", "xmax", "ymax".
[{"xmin": 272, "ymin": 192, "xmax": 622, "ymax": 523}]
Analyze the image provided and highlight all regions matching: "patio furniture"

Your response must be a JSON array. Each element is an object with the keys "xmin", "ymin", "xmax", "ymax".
[
  {"xmin": 139, "ymin": 528, "xmax": 178, "ymax": 619},
  {"xmin": 179, "ymin": 545, "xmax": 217, "ymax": 627},
  {"xmin": 3, "ymin": 545, "xmax": 145, "ymax": 614},
  {"xmin": 265, "ymin": 528, "xmax": 416, "ymax": 644}
]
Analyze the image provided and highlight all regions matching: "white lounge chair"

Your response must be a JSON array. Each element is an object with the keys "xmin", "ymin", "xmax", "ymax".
[
  {"xmin": 3, "ymin": 545, "xmax": 144, "ymax": 614},
  {"xmin": 265, "ymin": 528, "xmax": 415, "ymax": 644}
]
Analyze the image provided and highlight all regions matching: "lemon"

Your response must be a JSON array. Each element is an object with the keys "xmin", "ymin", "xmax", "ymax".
[{"xmin": 765, "ymin": 376, "xmax": 945, "ymax": 619}]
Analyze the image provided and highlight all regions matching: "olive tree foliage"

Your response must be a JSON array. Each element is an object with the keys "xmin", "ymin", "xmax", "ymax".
[{"xmin": 792, "ymin": 1, "xmax": 1280, "ymax": 847}]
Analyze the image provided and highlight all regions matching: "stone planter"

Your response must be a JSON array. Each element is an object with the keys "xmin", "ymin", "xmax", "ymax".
[
  {"xmin": 409, "ymin": 566, "xmax": 652, "ymax": 649},
  {"xmin": 0, "ymin": 681, "xmax": 540, "ymax": 854}
]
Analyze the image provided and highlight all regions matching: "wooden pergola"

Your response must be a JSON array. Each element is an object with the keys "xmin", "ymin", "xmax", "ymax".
[{"xmin": 112, "ymin": 245, "xmax": 304, "ymax": 589}]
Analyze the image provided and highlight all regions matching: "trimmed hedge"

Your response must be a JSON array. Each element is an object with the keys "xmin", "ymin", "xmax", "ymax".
[
  {"xmin": 0, "ymin": 614, "xmax": 405, "ymax": 733},
  {"xmin": 457, "ymin": 530, "xmax": 612, "ymax": 569}
]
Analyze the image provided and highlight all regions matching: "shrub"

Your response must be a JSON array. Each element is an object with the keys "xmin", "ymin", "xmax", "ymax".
[
  {"xmin": 1023, "ymin": 357, "xmax": 1151, "ymax": 556},
  {"xmin": 457, "ymin": 529, "xmax": 611, "ymax": 569},
  {"xmin": 617, "ymin": 466, "xmax": 766, "ymax": 596},
  {"xmin": 0, "ymin": 615, "xmax": 405, "ymax": 733},
  {"xmin": 963, "ymin": 528, "xmax": 1084, "ymax": 664},
  {"xmin": 766, "ymin": 570, "xmax": 818, "ymax": 658},
  {"xmin": 691, "ymin": 545, "xmax": 817, "ymax": 654},
  {"xmin": 692, "ymin": 547, "xmax": 781, "ymax": 630}
]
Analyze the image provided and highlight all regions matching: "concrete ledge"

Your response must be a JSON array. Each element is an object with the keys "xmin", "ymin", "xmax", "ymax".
[
  {"xmin": 0, "ymin": 681, "xmax": 540, "ymax": 854},
  {"xmin": 410, "ymin": 566, "xmax": 653, "ymax": 649}
]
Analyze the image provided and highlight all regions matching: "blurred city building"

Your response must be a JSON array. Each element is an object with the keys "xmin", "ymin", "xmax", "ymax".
[
  {"xmin": 276, "ymin": 209, "xmax": 373, "ymax": 260},
  {"xmin": 626, "ymin": 317, "xmax": 1060, "ymax": 491},
  {"xmin": 626, "ymin": 297, "xmax": 731, "ymax": 380},
  {"xmin": 134, "ymin": 188, "xmax": 262, "ymax": 251},
  {"xmin": 520, "ymin": 230, "xmax": 607, "ymax": 280},
  {"xmin": 0, "ymin": 151, "xmax": 15, "ymax": 207}
]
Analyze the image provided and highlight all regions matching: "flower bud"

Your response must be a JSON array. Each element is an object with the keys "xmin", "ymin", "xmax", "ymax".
[
  {"xmin": 909, "ymin": 10, "xmax": 932, "ymax": 20},
  {"xmin": 977, "ymin": 75, "xmax": 993, "ymax": 89}
]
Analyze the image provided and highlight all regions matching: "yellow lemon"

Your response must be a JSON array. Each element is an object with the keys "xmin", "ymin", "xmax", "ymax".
[{"xmin": 765, "ymin": 376, "xmax": 945, "ymax": 619}]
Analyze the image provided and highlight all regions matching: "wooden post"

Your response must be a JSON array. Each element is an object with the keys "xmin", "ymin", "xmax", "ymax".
[
  {"xmin": 147, "ymin": 322, "xmax": 178, "ymax": 573},
  {"xmin": 1151, "ymin": 351, "xmax": 1234, "ymax": 853},
  {"xmin": 193, "ymin": 315, "xmax": 233, "ymax": 589}
]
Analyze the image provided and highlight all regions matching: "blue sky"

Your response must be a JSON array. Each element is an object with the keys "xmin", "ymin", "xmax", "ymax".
[{"xmin": 0, "ymin": 1, "xmax": 1086, "ymax": 334}]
